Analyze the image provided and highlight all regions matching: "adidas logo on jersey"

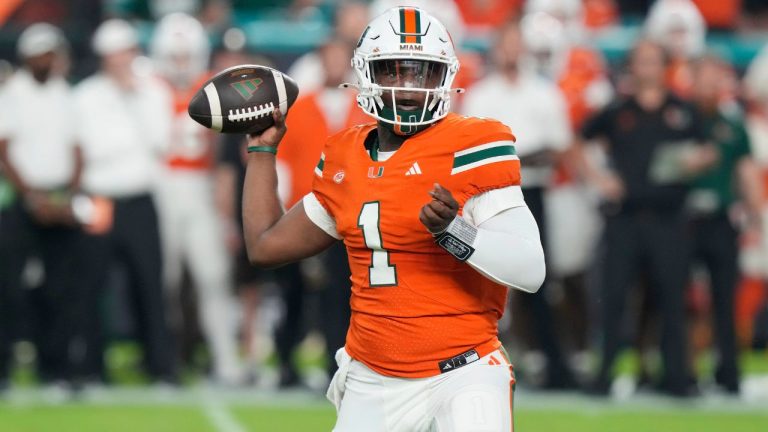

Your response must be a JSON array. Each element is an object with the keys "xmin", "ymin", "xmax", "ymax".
[{"xmin": 405, "ymin": 162, "xmax": 422, "ymax": 176}]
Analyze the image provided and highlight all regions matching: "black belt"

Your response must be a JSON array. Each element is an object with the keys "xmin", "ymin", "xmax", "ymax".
[{"xmin": 438, "ymin": 349, "xmax": 480, "ymax": 373}]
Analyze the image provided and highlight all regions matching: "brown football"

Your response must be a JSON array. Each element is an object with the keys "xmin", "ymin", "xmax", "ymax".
[{"xmin": 188, "ymin": 64, "xmax": 299, "ymax": 134}]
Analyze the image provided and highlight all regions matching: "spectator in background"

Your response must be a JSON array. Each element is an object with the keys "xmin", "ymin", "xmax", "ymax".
[
  {"xmin": 454, "ymin": 0, "xmax": 523, "ymax": 36},
  {"xmin": 71, "ymin": 19, "xmax": 176, "ymax": 384},
  {"xmin": 520, "ymin": 7, "xmax": 612, "ymax": 361},
  {"xmin": 525, "ymin": 0, "xmax": 587, "ymax": 39},
  {"xmin": 151, "ymin": 12, "xmax": 243, "ymax": 385},
  {"xmin": 462, "ymin": 22, "xmax": 576, "ymax": 389},
  {"xmin": 577, "ymin": 40, "xmax": 716, "ymax": 397},
  {"xmin": 690, "ymin": 0, "xmax": 741, "ymax": 31},
  {"xmin": 278, "ymin": 37, "xmax": 369, "ymax": 381},
  {"xmin": 742, "ymin": 41, "xmax": 768, "ymax": 349},
  {"xmin": 644, "ymin": 0, "xmax": 706, "ymax": 98},
  {"xmin": 526, "ymin": 0, "xmax": 617, "ymax": 34},
  {"xmin": 287, "ymin": 0, "xmax": 369, "ymax": 93},
  {"xmin": 0, "ymin": 23, "xmax": 82, "ymax": 389},
  {"xmin": 521, "ymin": 4, "xmax": 614, "ymax": 128},
  {"xmin": 688, "ymin": 54, "xmax": 764, "ymax": 394}
]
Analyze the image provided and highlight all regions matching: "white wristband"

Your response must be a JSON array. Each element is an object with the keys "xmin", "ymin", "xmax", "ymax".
[{"xmin": 434, "ymin": 216, "xmax": 478, "ymax": 261}]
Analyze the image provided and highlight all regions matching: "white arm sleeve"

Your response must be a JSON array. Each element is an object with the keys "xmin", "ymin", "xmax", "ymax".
[
  {"xmin": 465, "ymin": 205, "xmax": 546, "ymax": 293},
  {"xmin": 302, "ymin": 192, "xmax": 341, "ymax": 240},
  {"xmin": 463, "ymin": 185, "xmax": 526, "ymax": 226}
]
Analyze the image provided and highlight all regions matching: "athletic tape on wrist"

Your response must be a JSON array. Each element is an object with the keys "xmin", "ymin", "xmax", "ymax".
[{"xmin": 434, "ymin": 216, "xmax": 477, "ymax": 261}]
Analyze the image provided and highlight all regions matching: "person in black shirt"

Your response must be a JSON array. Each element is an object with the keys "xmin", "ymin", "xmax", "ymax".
[
  {"xmin": 689, "ymin": 55, "xmax": 765, "ymax": 394},
  {"xmin": 577, "ymin": 40, "xmax": 717, "ymax": 397}
]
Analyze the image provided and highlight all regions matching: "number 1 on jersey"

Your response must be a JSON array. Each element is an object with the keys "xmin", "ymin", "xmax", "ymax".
[{"xmin": 357, "ymin": 202, "xmax": 397, "ymax": 286}]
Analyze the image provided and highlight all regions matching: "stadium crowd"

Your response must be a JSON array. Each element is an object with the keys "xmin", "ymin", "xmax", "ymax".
[{"xmin": 0, "ymin": 0, "xmax": 767, "ymax": 400}]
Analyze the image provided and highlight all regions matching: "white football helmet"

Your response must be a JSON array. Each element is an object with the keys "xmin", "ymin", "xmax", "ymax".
[
  {"xmin": 150, "ymin": 12, "xmax": 210, "ymax": 87},
  {"xmin": 645, "ymin": 0, "xmax": 706, "ymax": 59},
  {"xmin": 525, "ymin": 0, "xmax": 584, "ymax": 41},
  {"xmin": 521, "ymin": 12, "xmax": 569, "ymax": 79},
  {"xmin": 346, "ymin": 7, "xmax": 461, "ymax": 135}
]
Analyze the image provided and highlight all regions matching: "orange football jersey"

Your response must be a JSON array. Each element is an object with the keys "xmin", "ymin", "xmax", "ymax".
[
  {"xmin": 312, "ymin": 113, "xmax": 521, "ymax": 378},
  {"xmin": 164, "ymin": 75, "xmax": 215, "ymax": 171},
  {"xmin": 278, "ymin": 91, "xmax": 370, "ymax": 208},
  {"xmin": 557, "ymin": 47, "xmax": 609, "ymax": 130}
]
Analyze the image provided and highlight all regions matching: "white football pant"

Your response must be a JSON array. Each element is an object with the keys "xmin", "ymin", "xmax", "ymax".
[
  {"xmin": 328, "ymin": 347, "xmax": 515, "ymax": 432},
  {"xmin": 157, "ymin": 170, "xmax": 241, "ymax": 382}
]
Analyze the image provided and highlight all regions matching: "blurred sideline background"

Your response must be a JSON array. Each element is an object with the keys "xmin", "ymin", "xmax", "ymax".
[{"xmin": 0, "ymin": 0, "xmax": 768, "ymax": 431}]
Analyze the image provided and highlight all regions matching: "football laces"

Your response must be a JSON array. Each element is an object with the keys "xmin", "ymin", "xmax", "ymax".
[{"xmin": 227, "ymin": 102, "xmax": 275, "ymax": 123}]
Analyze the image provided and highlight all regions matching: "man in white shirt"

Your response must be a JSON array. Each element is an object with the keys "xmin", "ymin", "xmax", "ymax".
[
  {"xmin": 71, "ymin": 19, "xmax": 177, "ymax": 384},
  {"xmin": 0, "ymin": 24, "xmax": 83, "ymax": 389},
  {"xmin": 462, "ymin": 21, "xmax": 576, "ymax": 389}
]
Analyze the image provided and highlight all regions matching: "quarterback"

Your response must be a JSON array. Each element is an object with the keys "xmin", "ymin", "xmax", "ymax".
[{"xmin": 243, "ymin": 7, "xmax": 545, "ymax": 431}]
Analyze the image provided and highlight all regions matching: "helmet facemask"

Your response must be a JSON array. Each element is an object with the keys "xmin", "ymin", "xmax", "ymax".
[{"xmin": 353, "ymin": 55, "xmax": 459, "ymax": 136}]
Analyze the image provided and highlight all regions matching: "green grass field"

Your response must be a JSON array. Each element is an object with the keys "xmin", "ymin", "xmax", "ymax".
[
  {"xmin": 3, "ymin": 381, "xmax": 768, "ymax": 432},
  {"xmin": 2, "ymin": 345, "xmax": 767, "ymax": 432},
  {"xmin": 1, "ymin": 400, "xmax": 767, "ymax": 432}
]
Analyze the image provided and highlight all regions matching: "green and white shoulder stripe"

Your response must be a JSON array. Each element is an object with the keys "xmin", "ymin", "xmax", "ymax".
[
  {"xmin": 314, "ymin": 153, "xmax": 325, "ymax": 177},
  {"xmin": 451, "ymin": 141, "xmax": 517, "ymax": 175}
]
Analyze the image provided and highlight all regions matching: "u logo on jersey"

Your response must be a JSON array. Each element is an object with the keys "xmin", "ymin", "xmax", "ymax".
[{"xmin": 368, "ymin": 166, "xmax": 384, "ymax": 178}]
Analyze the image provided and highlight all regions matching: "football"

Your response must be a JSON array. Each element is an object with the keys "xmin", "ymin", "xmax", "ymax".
[{"xmin": 188, "ymin": 64, "xmax": 299, "ymax": 134}]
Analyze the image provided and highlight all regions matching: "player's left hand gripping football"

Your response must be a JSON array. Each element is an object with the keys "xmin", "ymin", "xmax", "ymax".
[
  {"xmin": 246, "ymin": 110, "xmax": 287, "ymax": 151},
  {"xmin": 420, "ymin": 183, "xmax": 459, "ymax": 234}
]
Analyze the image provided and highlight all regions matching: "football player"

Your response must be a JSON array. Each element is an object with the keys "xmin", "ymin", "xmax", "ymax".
[
  {"xmin": 243, "ymin": 7, "xmax": 544, "ymax": 431},
  {"xmin": 645, "ymin": 0, "xmax": 707, "ymax": 98},
  {"xmin": 150, "ymin": 13, "xmax": 242, "ymax": 384}
]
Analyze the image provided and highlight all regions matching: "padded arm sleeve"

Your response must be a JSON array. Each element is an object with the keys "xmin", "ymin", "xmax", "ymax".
[{"xmin": 466, "ymin": 206, "xmax": 545, "ymax": 293}]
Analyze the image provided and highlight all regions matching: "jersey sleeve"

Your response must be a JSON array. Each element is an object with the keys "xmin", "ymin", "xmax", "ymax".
[
  {"xmin": 309, "ymin": 126, "xmax": 354, "ymax": 219},
  {"xmin": 450, "ymin": 118, "xmax": 522, "ymax": 207},
  {"xmin": 303, "ymin": 192, "xmax": 341, "ymax": 239},
  {"xmin": 310, "ymin": 149, "xmax": 331, "ymax": 210}
]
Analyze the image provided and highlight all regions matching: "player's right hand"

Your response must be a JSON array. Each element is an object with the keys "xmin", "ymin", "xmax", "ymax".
[
  {"xmin": 247, "ymin": 110, "xmax": 287, "ymax": 150},
  {"xmin": 420, "ymin": 183, "xmax": 459, "ymax": 234}
]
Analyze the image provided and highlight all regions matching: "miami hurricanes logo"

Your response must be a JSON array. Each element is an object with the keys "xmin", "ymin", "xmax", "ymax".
[
  {"xmin": 230, "ymin": 78, "xmax": 263, "ymax": 101},
  {"xmin": 368, "ymin": 166, "xmax": 384, "ymax": 178},
  {"xmin": 394, "ymin": 114, "xmax": 419, "ymax": 135}
]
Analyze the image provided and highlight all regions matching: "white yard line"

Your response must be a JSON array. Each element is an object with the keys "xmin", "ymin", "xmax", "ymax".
[{"xmin": 202, "ymin": 401, "xmax": 248, "ymax": 432}]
